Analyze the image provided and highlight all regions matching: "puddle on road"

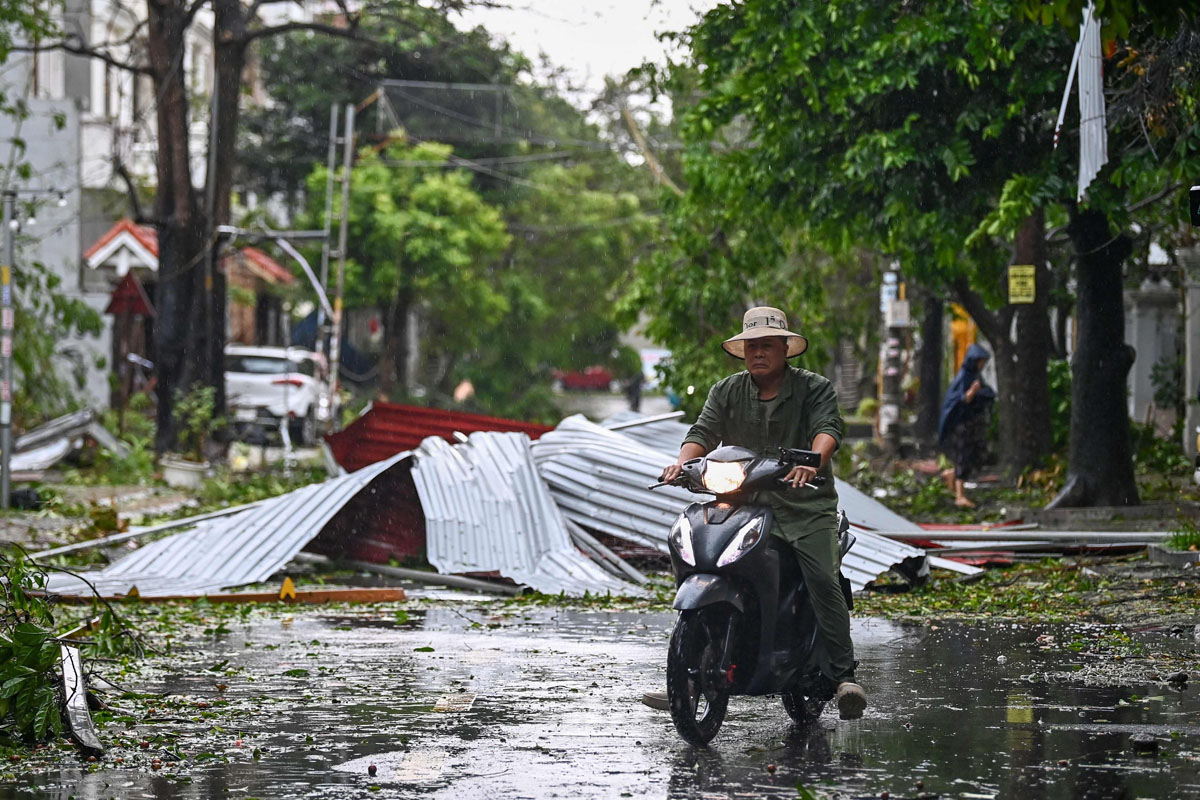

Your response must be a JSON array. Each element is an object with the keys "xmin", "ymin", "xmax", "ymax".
[{"xmin": 1, "ymin": 610, "xmax": 1197, "ymax": 799}]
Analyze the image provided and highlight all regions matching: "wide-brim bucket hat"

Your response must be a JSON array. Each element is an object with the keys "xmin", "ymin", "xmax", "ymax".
[{"xmin": 721, "ymin": 306, "xmax": 808, "ymax": 359}]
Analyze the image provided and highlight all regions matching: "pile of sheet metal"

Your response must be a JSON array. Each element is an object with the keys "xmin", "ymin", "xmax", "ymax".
[
  {"xmin": 41, "ymin": 409, "xmax": 988, "ymax": 600},
  {"xmin": 44, "ymin": 452, "xmax": 411, "ymax": 598},
  {"xmin": 535, "ymin": 415, "xmax": 974, "ymax": 590},
  {"xmin": 411, "ymin": 432, "xmax": 635, "ymax": 596},
  {"xmin": 11, "ymin": 409, "xmax": 128, "ymax": 477}
]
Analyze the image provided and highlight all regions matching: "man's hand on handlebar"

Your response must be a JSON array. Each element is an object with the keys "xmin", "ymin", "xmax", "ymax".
[
  {"xmin": 783, "ymin": 464, "xmax": 818, "ymax": 488},
  {"xmin": 659, "ymin": 463, "xmax": 684, "ymax": 483}
]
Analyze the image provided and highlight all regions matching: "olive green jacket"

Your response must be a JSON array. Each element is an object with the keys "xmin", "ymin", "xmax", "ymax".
[{"xmin": 682, "ymin": 366, "xmax": 843, "ymax": 540}]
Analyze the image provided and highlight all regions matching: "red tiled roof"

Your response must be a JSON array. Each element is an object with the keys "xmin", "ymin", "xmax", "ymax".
[
  {"xmin": 326, "ymin": 402, "xmax": 553, "ymax": 473},
  {"xmin": 239, "ymin": 246, "xmax": 295, "ymax": 285},
  {"xmin": 83, "ymin": 218, "xmax": 159, "ymax": 260}
]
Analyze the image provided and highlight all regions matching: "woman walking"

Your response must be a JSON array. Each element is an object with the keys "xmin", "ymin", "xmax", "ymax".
[{"xmin": 938, "ymin": 343, "xmax": 996, "ymax": 508}]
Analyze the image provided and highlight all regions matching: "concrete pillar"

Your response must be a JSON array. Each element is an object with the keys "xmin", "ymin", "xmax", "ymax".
[
  {"xmin": 1123, "ymin": 275, "xmax": 1178, "ymax": 427},
  {"xmin": 1181, "ymin": 245, "xmax": 1200, "ymax": 459}
]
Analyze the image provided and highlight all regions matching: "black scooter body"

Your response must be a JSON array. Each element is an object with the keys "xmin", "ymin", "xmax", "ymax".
[{"xmin": 669, "ymin": 501, "xmax": 822, "ymax": 696}]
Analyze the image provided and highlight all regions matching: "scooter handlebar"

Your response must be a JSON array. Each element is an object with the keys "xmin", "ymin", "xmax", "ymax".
[{"xmin": 777, "ymin": 475, "xmax": 827, "ymax": 490}]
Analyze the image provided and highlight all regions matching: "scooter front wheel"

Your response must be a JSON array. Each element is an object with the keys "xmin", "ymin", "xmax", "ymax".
[{"xmin": 667, "ymin": 606, "xmax": 731, "ymax": 746}]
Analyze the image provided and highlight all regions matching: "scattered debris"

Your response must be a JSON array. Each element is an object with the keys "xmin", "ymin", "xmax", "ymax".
[
  {"xmin": 59, "ymin": 645, "xmax": 103, "ymax": 753},
  {"xmin": 51, "ymin": 586, "xmax": 408, "ymax": 604}
]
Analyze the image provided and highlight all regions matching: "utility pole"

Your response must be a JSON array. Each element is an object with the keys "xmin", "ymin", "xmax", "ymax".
[
  {"xmin": 1, "ymin": 192, "xmax": 13, "ymax": 508},
  {"xmin": 329, "ymin": 103, "xmax": 355, "ymax": 398},
  {"xmin": 879, "ymin": 269, "xmax": 910, "ymax": 457},
  {"xmin": 318, "ymin": 103, "xmax": 340, "ymax": 352},
  {"xmin": 0, "ymin": 188, "xmax": 65, "ymax": 508}
]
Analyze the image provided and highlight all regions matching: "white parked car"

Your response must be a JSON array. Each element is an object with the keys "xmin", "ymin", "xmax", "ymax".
[{"xmin": 225, "ymin": 345, "xmax": 335, "ymax": 445}]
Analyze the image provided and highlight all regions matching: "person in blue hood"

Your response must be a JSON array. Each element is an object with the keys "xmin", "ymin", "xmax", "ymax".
[{"xmin": 938, "ymin": 343, "xmax": 996, "ymax": 508}]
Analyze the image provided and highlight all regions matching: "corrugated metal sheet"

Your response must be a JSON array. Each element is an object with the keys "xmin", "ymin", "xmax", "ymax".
[
  {"xmin": 327, "ymin": 402, "xmax": 552, "ymax": 472},
  {"xmin": 44, "ymin": 452, "xmax": 412, "ymax": 597},
  {"xmin": 411, "ymin": 431, "xmax": 636, "ymax": 596},
  {"xmin": 1076, "ymin": 2, "xmax": 1108, "ymax": 200},
  {"xmin": 534, "ymin": 415, "xmax": 696, "ymax": 551},
  {"xmin": 603, "ymin": 412, "xmax": 932, "ymax": 536},
  {"xmin": 584, "ymin": 413, "xmax": 977, "ymax": 588}
]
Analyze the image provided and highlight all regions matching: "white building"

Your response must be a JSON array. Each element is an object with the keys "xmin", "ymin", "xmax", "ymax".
[{"xmin": 0, "ymin": 0, "xmax": 319, "ymax": 410}]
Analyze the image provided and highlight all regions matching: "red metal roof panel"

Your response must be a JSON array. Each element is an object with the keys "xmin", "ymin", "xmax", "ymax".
[{"xmin": 327, "ymin": 402, "xmax": 552, "ymax": 472}]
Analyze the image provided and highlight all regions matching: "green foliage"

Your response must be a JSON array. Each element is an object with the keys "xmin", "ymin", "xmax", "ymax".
[
  {"xmin": 626, "ymin": 0, "xmax": 1075, "ymax": 417},
  {"xmin": 1166, "ymin": 519, "xmax": 1200, "ymax": 552},
  {"xmin": 239, "ymin": 4, "xmax": 533, "ymax": 210},
  {"xmin": 1150, "ymin": 354, "xmax": 1183, "ymax": 412},
  {"xmin": 0, "ymin": 553, "xmax": 61, "ymax": 742},
  {"xmin": 173, "ymin": 385, "xmax": 217, "ymax": 462},
  {"xmin": 303, "ymin": 137, "xmax": 511, "ymax": 397},
  {"xmin": 1047, "ymin": 359, "xmax": 1072, "ymax": 451},
  {"xmin": 12, "ymin": 258, "xmax": 103, "ymax": 428},
  {"xmin": 857, "ymin": 556, "xmax": 1200, "ymax": 626},
  {"xmin": 1017, "ymin": 0, "xmax": 1200, "ymax": 39},
  {"xmin": 198, "ymin": 467, "xmax": 326, "ymax": 508},
  {"xmin": 1130, "ymin": 422, "xmax": 1190, "ymax": 476},
  {"xmin": 258, "ymin": 11, "xmax": 661, "ymax": 420},
  {"xmin": 94, "ymin": 435, "xmax": 156, "ymax": 486}
]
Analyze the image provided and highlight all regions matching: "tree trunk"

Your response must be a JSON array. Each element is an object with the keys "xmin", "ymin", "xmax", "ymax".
[
  {"xmin": 148, "ymin": 0, "xmax": 206, "ymax": 453},
  {"xmin": 208, "ymin": 0, "xmax": 253, "ymax": 423},
  {"xmin": 1046, "ymin": 209, "xmax": 1139, "ymax": 508},
  {"xmin": 913, "ymin": 290, "xmax": 943, "ymax": 447},
  {"xmin": 380, "ymin": 287, "xmax": 412, "ymax": 399},
  {"xmin": 1007, "ymin": 209, "xmax": 1053, "ymax": 468}
]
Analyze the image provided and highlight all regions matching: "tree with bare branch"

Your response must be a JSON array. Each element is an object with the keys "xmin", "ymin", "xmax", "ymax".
[{"xmin": 27, "ymin": 1, "xmax": 484, "ymax": 451}]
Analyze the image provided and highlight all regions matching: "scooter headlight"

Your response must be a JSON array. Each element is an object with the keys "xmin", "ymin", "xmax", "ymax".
[
  {"xmin": 703, "ymin": 461, "xmax": 746, "ymax": 493},
  {"xmin": 669, "ymin": 514, "xmax": 695, "ymax": 566},
  {"xmin": 716, "ymin": 516, "xmax": 765, "ymax": 567}
]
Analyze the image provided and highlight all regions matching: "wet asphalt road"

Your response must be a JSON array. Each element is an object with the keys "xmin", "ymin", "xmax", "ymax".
[{"xmin": 7, "ymin": 604, "xmax": 1200, "ymax": 799}]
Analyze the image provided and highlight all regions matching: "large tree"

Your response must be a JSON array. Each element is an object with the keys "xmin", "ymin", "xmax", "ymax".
[
  {"xmin": 303, "ymin": 139, "xmax": 510, "ymax": 398},
  {"xmin": 31, "ymin": 1, "xmax": 480, "ymax": 452},
  {"xmin": 253, "ymin": 21, "xmax": 662, "ymax": 420},
  {"xmin": 630, "ymin": 0, "xmax": 1075, "ymax": 472},
  {"xmin": 1018, "ymin": 4, "xmax": 1200, "ymax": 506}
]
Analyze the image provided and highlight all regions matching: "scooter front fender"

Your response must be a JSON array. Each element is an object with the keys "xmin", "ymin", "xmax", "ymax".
[{"xmin": 673, "ymin": 573, "xmax": 746, "ymax": 613}]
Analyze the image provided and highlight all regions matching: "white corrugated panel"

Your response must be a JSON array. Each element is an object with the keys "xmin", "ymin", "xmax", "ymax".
[
  {"xmin": 411, "ymin": 431, "xmax": 636, "ymax": 597},
  {"xmin": 1077, "ymin": 2, "xmax": 1108, "ymax": 200},
  {"xmin": 538, "ymin": 414, "xmax": 973, "ymax": 590},
  {"xmin": 533, "ymin": 415, "xmax": 695, "ymax": 551},
  {"xmin": 44, "ymin": 452, "xmax": 412, "ymax": 597}
]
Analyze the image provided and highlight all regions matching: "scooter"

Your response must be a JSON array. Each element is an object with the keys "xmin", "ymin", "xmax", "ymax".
[{"xmin": 650, "ymin": 445, "xmax": 855, "ymax": 746}]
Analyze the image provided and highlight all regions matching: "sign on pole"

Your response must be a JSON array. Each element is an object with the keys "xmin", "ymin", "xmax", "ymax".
[{"xmin": 1008, "ymin": 265, "xmax": 1036, "ymax": 304}]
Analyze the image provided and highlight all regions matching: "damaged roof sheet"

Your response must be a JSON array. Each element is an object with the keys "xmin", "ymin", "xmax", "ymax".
[
  {"xmin": 44, "ymin": 452, "xmax": 411, "ymax": 598},
  {"xmin": 533, "ymin": 416, "xmax": 697, "ymax": 551},
  {"xmin": 411, "ymin": 431, "xmax": 637, "ymax": 597},
  {"xmin": 560, "ymin": 414, "xmax": 974, "ymax": 589}
]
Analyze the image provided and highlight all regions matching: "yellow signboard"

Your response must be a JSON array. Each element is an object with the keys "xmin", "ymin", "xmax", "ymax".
[{"xmin": 1008, "ymin": 264, "xmax": 1036, "ymax": 304}]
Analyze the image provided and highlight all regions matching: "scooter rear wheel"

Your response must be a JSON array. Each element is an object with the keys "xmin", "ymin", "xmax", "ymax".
[
  {"xmin": 667, "ymin": 606, "xmax": 731, "ymax": 746},
  {"xmin": 781, "ymin": 691, "xmax": 825, "ymax": 725}
]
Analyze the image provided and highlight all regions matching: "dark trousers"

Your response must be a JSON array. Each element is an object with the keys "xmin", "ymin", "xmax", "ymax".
[{"xmin": 785, "ymin": 527, "xmax": 855, "ymax": 683}]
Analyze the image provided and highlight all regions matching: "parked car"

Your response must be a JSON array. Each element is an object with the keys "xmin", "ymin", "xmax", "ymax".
[
  {"xmin": 551, "ymin": 366, "xmax": 619, "ymax": 392},
  {"xmin": 225, "ymin": 345, "xmax": 335, "ymax": 445}
]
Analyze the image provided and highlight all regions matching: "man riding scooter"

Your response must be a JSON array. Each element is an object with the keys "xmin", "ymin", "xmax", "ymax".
[{"xmin": 650, "ymin": 306, "xmax": 867, "ymax": 720}]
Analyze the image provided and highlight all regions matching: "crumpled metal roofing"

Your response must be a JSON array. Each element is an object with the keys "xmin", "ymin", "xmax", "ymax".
[
  {"xmin": 534, "ymin": 415, "xmax": 696, "ymax": 551},
  {"xmin": 562, "ymin": 413, "xmax": 973, "ymax": 589},
  {"xmin": 44, "ymin": 452, "xmax": 411, "ymax": 598},
  {"xmin": 411, "ymin": 431, "xmax": 635, "ymax": 597}
]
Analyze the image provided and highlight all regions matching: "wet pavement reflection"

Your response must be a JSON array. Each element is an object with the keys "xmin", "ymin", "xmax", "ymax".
[{"xmin": 4, "ymin": 606, "xmax": 1199, "ymax": 799}]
